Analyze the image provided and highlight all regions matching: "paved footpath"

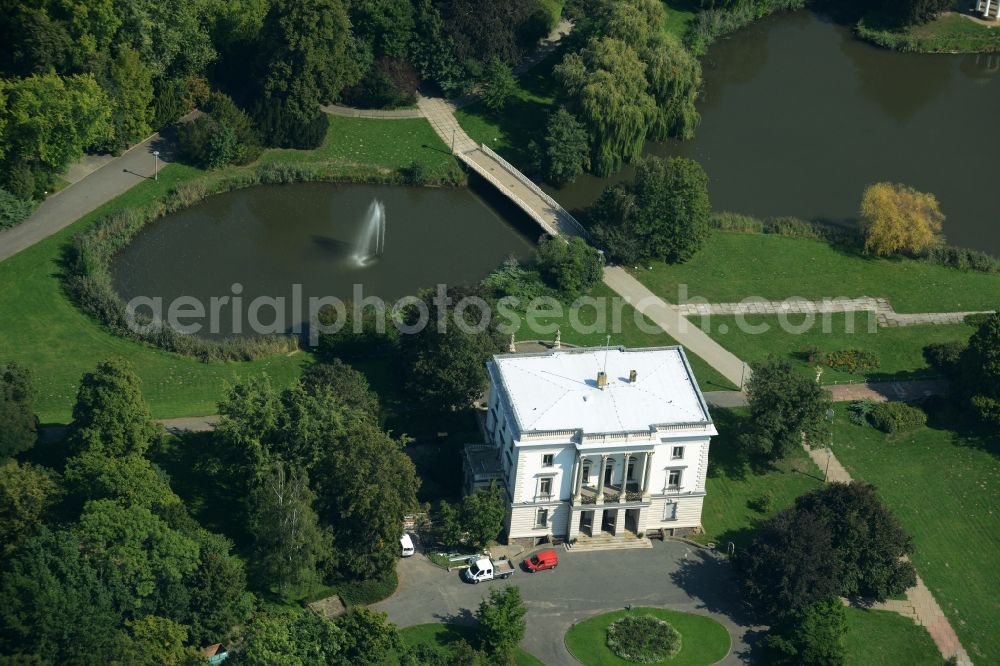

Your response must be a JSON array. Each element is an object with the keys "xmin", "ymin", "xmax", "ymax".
[
  {"xmin": 0, "ymin": 121, "xmax": 189, "ymax": 263},
  {"xmin": 803, "ymin": 443, "xmax": 974, "ymax": 665}
]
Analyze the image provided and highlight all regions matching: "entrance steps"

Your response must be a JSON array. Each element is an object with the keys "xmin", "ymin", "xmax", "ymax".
[{"xmin": 564, "ymin": 532, "xmax": 653, "ymax": 552}]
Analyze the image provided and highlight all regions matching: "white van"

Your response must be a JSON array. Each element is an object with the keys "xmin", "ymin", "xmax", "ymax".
[{"xmin": 400, "ymin": 533, "xmax": 415, "ymax": 557}]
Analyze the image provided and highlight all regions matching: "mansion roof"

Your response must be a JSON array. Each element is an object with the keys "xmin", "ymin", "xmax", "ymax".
[{"xmin": 488, "ymin": 346, "xmax": 713, "ymax": 437}]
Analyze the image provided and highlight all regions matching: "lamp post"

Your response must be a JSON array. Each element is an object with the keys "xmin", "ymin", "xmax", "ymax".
[{"xmin": 153, "ymin": 150, "xmax": 160, "ymax": 181}]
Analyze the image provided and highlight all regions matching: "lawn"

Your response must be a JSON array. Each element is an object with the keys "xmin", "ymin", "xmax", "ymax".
[
  {"xmin": 515, "ymin": 281, "xmax": 738, "ymax": 391},
  {"xmin": 662, "ymin": 0, "xmax": 701, "ymax": 39},
  {"xmin": 565, "ymin": 607, "xmax": 731, "ymax": 666},
  {"xmin": 455, "ymin": 49, "xmax": 561, "ymax": 171},
  {"xmin": 688, "ymin": 313, "xmax": 976, "ymax": 384},
  {"xmin": 633, "ymin": 232, "xmax": 1000, "ymax": 313},
  {"xmin": 843, "ymin": 607, "xmax": 943, "ymax": 666},
  {"xmin": 0, "ymin": 117, "xmax": 460, "ymax": 423},
  {"xmin": 858, "ymin": 12, "xmax": 1000, "ymax": 53},
  {"xmin": 695, "ymin": 408, "xmax": 823, "ymax": 547},
  {"xmin": 395, "ymin": 623, "xmax": 544, "ymax": 666},
  {"xmin": 830, "ymin": 410, "xmax": 1000, "ymax": 664}
]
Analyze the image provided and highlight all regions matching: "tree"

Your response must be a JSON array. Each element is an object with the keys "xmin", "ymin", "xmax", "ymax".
[
  {"xmin": 408, "ymin": 0, "xmax": 463, "ymax": 94},
  {"xmin": 70, "ymin": 358, "xmax": 160, "ymax": 457},
  {"xmin": 300, "ymin": 360, "xmax": 381, "ymax": 423},
  {"xmin": 114, "ymin": 615, "xmax": 201, "ymax": 666},
  {"xmin": 399, "ymin": 286, "xmax": 505, "ymax": 413},
  {"xmin": 536, "ymin": 235, "xmax": 604, "ymax": 297},
  {"xmin": 480, "ymin": 57, "xmax": 516, "ymax": 111},
  {"xmin": 0, "ymin": 73, "xmax": 110, "ymax": 195},
  {"xmin": 0, "ymin": 528, "xmax": 122, "ymax": 663},
  {"xmin": 738, "ymin": 506, "xmax": 843, "ymax": 618},
  {"xmin": 794, "ymin": 482, "xmax": 916, "ymax": 600},
  {"xmin": 313, "ymin": 415, "xmax": 419, "ymax": 578},
  {"xmin": 249, "ymin": 462, "xmax": 329, "ymax": 592},
  {"xmin": 959, "ymin": 312, "xmax": 1000, "ymax": 426},
  {"xmin": 739, "ymin": 358, "xmax": 830, "ymax": 462},
  {"xmin": 476, "ymin": 586, "xmax": 527, "ymax": 663},
  {"xmin": 763, "ymin": 596, "xmax": 847, "ymax": 666},
  {"xmin": 184, "ymin": 531, "xmax": 253, "ymax": 645},
  {"xmin": 461, "ymin": 483, "xmax": 508, "ymax": 549},
  {"xmin": 97, "ymin": 48, "xmax": 153, "ymax": 153},
  {"xmin": 435, "ymin": 0, "xmax": 541, "ymax": 66},
  {"xmin": 555, "ymin": 37, "xmax": 655, "ymax": 176},
  {"xmin": 335, "ymin": 607, "xmax": 400, "ymax": 666},
  {"xmin": 860, "ymin": 182, "xmax": 944, "ymax": 257},
  {"xmin": 0, "ymin": 460, "xmax": 59, "ymax": 557},
  {"xmin": 0, "ymin": 362, "xmax": 38, "ymax": 460},
  {"xmin": 350, "ymin": 0, "xmax": 414, "ymax": 59},
  {"xmin": 112, "ymin": 0, "xmax": 215, "ymax": 78},
  {"xmin": 235, "ymin": 607, "xmax": 343, "ymax": 666},
  {"xmin": 589, "ymin": 156, "xmax": 711, "ymax": 265},
  {"xmin": 63, "ymin": 450, "xmax": 179, "ymax": 511},
  {"xmin": 544, "ymin": 107, "xmax": 590, "ymax": 185},
  {"xmin": 435, "ymin": 499, "xmax": 464, "ymax": 548},
  {"xmin": 254, "ymin": 0, "xmax": 360, "ymax": 147}
]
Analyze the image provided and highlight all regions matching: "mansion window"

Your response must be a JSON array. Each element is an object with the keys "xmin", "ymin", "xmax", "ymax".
[
  {"xmin": 671, "ymin": 446, "xmax": 685, "ymax": 460},
  {"xmin": 538, "ymin": 477, "xmax": 552, "ymax": 499},
  {"xmin": 542, "ymin": 454, "xmax": 554, "ymax": 467},
  {"xmin": 663, "ymin": 501, "xmax": 677, "ymax": 521},
  {"xmin": 626, "ymin": 457, "xmax": 636, "ymax": 481},
  {"xmin": 667, "ymin": 469, "xmax": 683, "ymax": 490},
  {"xmin": 535, "ymin": 508, "xmax": 548, "ymax": 528}
]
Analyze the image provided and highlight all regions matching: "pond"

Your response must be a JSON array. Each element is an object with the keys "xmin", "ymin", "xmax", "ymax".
[
  {"xmin": 551, "ymin": 11, "xmax": 1000, "ymax": 254},
  {"xmin": 111, "ymin": 182, "xmax": 536, "ymax": 337}
]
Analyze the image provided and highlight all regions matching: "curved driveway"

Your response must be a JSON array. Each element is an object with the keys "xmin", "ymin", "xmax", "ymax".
[{"xmin": 374, "ymin": 540, "xmax": 757, "ymax": 665}]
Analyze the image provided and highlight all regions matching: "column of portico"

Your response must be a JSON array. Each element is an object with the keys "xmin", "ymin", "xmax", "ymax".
[
  {"xmin": 570, "ymin": 452, "xmax": 582, "ymax": 502},
  {"xmin": 642, "ymin": 450, "xmax": 653, "ymax": 498},
  {"xmin": 595, "ymin": 454, "xmax": 608, "ymax": 503}
]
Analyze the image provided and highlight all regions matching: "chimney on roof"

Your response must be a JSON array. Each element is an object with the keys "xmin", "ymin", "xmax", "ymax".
[
  {"xmin": 629, "ymin": 369, "xmax": 637, "ymax": 383},
  {"xmin": 596, "ymin": 371, "xmax": 607, "ymax": 389}
]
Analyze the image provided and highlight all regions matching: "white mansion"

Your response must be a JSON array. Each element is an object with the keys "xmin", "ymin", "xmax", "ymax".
[{"xmin": 466, "ymin": 345, "xmax": 717, "ymax": 545}]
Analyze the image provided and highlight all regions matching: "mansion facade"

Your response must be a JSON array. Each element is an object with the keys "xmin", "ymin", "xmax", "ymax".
[{"xmin": 468, "ymin": 346, "xmax": 717, "ymax": 545}]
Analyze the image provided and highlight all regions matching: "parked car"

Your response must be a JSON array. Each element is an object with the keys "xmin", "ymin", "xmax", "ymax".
[
  {"xmin": 523, "ymin": 549, "xmax": 559, "ymax": 572},
  {"xmin": 400, "ymin": 533, "xmax": 415, "ymax": 557},
  {"xmin": 462, "ymin": 556, "xmax": 515, "ymax": 583}
]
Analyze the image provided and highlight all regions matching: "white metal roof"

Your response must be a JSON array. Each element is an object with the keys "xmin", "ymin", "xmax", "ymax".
[{"xmin": 490, "ymin": 346, "xmax": 713, "ymax": 436}]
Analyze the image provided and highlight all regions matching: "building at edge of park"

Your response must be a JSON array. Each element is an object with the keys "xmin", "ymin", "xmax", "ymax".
[{"xmin": 467, "ymin": 345, "xmax": 717, "ymax": 546}]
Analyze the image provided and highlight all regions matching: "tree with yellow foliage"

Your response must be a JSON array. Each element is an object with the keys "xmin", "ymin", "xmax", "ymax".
[{"xmin": 859, "ymin": 182, "xmax": 945, "ymax": 257}]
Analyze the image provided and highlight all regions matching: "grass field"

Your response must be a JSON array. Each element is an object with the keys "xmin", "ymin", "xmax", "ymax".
[
  {"xmin": 689, "ymin": 313, "xmax": 975, "ymax": 384},
  {"xmin": 830, "ymin": 410, "xmax": 1000, "ymax": 664},
  {"xmin": 633, "ymin": 232, "xmax": 1000, "ymax": 313},
  {"xmin": 662, "ymin": 0, "xmax": 701, "ymax": 39},
  {"xmin": 696, "ymin": 408, "xmax": 823, "ymax": 547},
  {"xmin": 395, "ymin": 623, "xmax": 544, "ymax": 666},
  {"xmin": 0, "ymin": 117, "xmax": 458, "ymax": 423},
  {"xmin": 564, "ymin": 607, "xmax": 731, "ymax": 666},
  {"xmin": 858, "ymin": 12, "xmax": 1000, "ymax": 53},
  {"xmin": 844, "ymin": 607, "xmax": 943, "ymax": 666}
]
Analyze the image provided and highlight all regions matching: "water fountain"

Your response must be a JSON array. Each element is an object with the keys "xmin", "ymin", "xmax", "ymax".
[{"xmin": 351, "ymin": 199, "xmax": 386, "ymax": 267}]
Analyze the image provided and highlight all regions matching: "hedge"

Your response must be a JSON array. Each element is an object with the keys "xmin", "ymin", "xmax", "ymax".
[{"xmin": 869, "ymin": 402, "xmax": 927, "ymax": 433}]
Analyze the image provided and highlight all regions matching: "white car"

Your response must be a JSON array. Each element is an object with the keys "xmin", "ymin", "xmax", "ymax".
[{"xmin": 400, "ymin": 533, "xmax": 415, "ymax": 557}]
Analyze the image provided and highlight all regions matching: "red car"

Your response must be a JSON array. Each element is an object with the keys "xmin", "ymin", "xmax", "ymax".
[{"xmin": 523, "ymin": 549, "xmax": 559, "ymax": 572}]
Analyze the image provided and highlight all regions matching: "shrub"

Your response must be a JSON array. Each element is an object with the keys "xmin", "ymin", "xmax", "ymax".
[
  {"xmin": 344, "ymin": 57, "xmax": 418, "ymax": 109},
  {"xmin": 536, "ymin": 236, "xmax": 604, "ymax": 297},
  {"xmin": 252, "ymin": 96, "xmax": 330, "ymax": 149},
  {"xmin": 923, "ymin": 340, "xmax": 966, "ymax": 377},
  {"xmin": 924, "ymin": 245, "xmax": 1000, "ymax": 274},
  {"xmin": 710, "ymin": 211, "xmax": 763, "ymax": 233},
  {"xmin": 869, "ymin": 402, "xmax": 927, "ymax": 433},
  {"xmin": 800, "ymin": 347, "xmax": 881, "ymax": 375},
  {"xmin": 846, "ymin": 399, "xmax": 878, "ymax": 426},
  {"xmin": 400, "ymin": 160, "xmax": 428, "ymax": 186},
  {"xmin": 335, "ymin": 570, "xmax": 397, "ymax": 606},
  {"xmin": 686, "ymin": 0, "xmax": 807, "ymax": 56},
  {"xmin": 605, "ymin": 615, "xmax": 681, "ymax": 663},
  {"xmin": 748, "ymin": 491, "xmax": 775, "ymax": 514},
  {"xmin": 0, "ymin": 188, "xmax": 35, "ymax": 229}
]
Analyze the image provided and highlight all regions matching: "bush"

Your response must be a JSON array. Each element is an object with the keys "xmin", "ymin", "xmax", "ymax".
[
  {"xmin": 605, "ymin": 615, "xmax": 681, "ymax": 663},
  {"xmin": 178, "ymin": 93, "xmax": 261, "ymax": 169},
  {"xmin": 710, "ymin": 211, "xmax": 764, "ymax": 233},
  {"xmin": 0, "ymin": 187, "xmax": 35, "ymax": 230},
  {"xmin": 252, "ymin": 96, "xmax": 330, "ymax": 149},
  {"xmin": 400, "ymin": 159, "xmax": 428, "ymax": 185},
  {"xmin": 924, "ymin": 245, "xmax": 1000, "ymax": 274},
  {"xmin": 343, "ymin": 57, "xmax": 418, "ymax": 109},
  {"xmin": 846, "ymin": 399, "xmax": 878, "ymax": 426},
  {"xmin": 686, "ymin": 0, "xmax": 807, "ymax": 56},
  {"xmin": 335, "ymin": 570, "xmax": 398, "ymax": 606},
  {"xmin": 748, "ymin": 491, "xmax": 775, "ymax": 514},
  {"xmin": 536, "ymin": 236, "xmax": 604, "ymax": 297},
  {"xmin": 923, "ymin": 340, "xmax": 966, "ymax": 377},
  {"xmin": 869, "ymin": 402, "xmax": 927, "ymax": 433},
  {"xmin": 801, "ymin": 346, "xmax": 881, "ymax": 375}
]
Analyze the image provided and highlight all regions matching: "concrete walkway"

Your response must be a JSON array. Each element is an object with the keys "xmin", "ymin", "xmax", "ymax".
[
  {"xmin": 803, "ymin": 443, "xmax": 974, "ymax": 665},
  {"xmin": 603, "ymin": 267, "xmax": 750, "ymax": 388},
  {"xmin": 0, "ymin": 126, "xmax": 179, "ymax": 263}
]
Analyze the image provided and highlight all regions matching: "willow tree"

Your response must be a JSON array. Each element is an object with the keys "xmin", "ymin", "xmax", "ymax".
[
  {"xmin": 555, "ymin": 37, "xmax": 655, "ymax": 176},
  {"xmin": 860, "ymin": 182, "xmax": 944, "ymax": 257}
]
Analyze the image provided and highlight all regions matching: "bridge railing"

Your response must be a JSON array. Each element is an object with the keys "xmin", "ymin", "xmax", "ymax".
[
  {"xmin": 478, "ymin": 144, "xmax": 589, "ymax": 237},
  {"xmin": 458, "ymin": 153, "xmax": 559, "ymax": 237}
]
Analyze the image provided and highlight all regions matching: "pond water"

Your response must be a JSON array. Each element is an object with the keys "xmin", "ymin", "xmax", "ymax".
[
  {"xmin": 111, "ymin": 182, "xmax": 535, "ymax": 337},
  {"xmin": 551, "ymin": 11, "xmax": 1000, "ymax": 253}
]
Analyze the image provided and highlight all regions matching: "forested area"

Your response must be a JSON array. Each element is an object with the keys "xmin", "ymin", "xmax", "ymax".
[{"xmin": 0, "ymin": 0, "xmax": 564, "ymax": 228}]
